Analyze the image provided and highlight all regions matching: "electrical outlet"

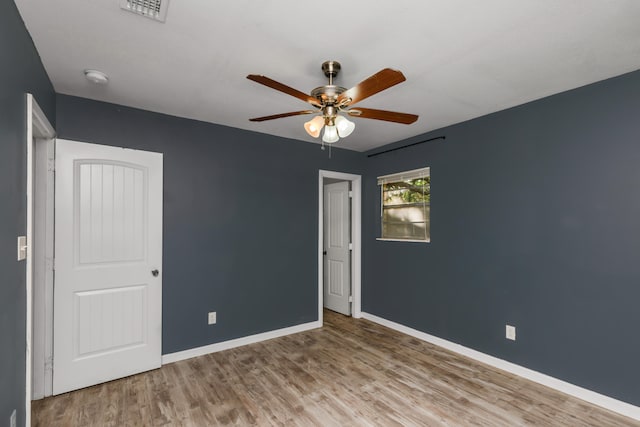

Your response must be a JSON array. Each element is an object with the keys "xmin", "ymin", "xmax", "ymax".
[
  {"xmin": 208, "ymin": 311, "xmax": 217, "ymax": 325},
  {"xmin": 506, "ymin": 325, "xmax": 516, "ymax": 341},
  {"xmin": 10, "ymin": 409, "xmax": 16, "ymax": 427}
]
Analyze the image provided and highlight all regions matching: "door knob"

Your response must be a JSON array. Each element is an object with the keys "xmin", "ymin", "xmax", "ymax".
[{"xmin": 151, "ymin": 269, "xmax": 159, "ymax": 277}]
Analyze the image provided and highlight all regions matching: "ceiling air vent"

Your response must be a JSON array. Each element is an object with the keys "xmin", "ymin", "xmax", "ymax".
[{"xmin": 120, "ymin": 0, "xmax": 169, "ymax": 22}]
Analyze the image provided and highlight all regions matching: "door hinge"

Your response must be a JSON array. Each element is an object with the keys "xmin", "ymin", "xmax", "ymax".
[
  {"xmin": 47, "ymin": 159, "xmax": 55, "ymax": 172},
  {"xmin": 349, "ymin": 243, "xmax": 353, "ymax": 251},
  {"xmin": 46, "ymin": 257, "xmax": 54, "ymax": 271},
  {"xmin": 349, "ymin": 296, "xmax": 353, "ymax": 303},
  {"xmin": 348, "ymin": 191, "xmax": 353, "ymax": 198}
]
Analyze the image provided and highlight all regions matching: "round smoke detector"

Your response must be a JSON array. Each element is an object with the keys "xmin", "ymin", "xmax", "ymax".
[{"xmin": 84, "ymin": 69, "xmax": 109, "ymax": 85}]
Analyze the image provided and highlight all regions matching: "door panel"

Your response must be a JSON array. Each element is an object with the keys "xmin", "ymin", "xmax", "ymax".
[
  {"xmin": 328, "ymin": 260, "xmax": 345, "ymax": 296},
  {"xmin": 75, "ymin": 285, "xmax": 146, "ymax": 357},
  {"xmin": 323, "ymin": 181, "xmax": 351, "ymax": 315},
  {"xmin": 77, "ymin": 163, "xmax": 145, "ymax": 264},
  {"xmin": 53, "ymin": 139, "xmax": 163, "ymax": 395}
]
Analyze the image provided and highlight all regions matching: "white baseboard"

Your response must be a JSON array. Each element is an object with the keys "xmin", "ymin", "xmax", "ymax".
[
  {"xmin": 360, "ymin": 312, "xmax": 640, "ymax": 422},
  {"xmin": 162, "ymin": 320, "xmax": 322, "ymax": 364}
]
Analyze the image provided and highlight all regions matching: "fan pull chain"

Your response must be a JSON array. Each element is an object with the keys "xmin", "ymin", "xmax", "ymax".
[{"xmin": 320, "ymin": 140, "xmax": 331, "ymax": 158}]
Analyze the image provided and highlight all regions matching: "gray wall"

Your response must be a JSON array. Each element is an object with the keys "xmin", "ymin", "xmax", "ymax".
[
  {"xmin": 362, "ymin": 69, "xmax": 640, "ymax": 406},
  {"xmin": 55, "ymin": 95, "xmax": 364, "ymax": 354},
  {"xmin": 0, "ymin": 1, "xmax": 55, "ymax": 425},
  {"xmin": 5, "ymin": 0, "xmax": 639, "ymax": 413}
]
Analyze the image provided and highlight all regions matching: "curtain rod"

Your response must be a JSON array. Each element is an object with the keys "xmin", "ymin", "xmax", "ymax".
[{"xmin": 367, "ymin": 135, "xmax": 446, "ymax": 158}]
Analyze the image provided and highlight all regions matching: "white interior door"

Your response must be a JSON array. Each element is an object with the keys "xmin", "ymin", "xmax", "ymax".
[
  {"xmin": 53, "ymin": 139, "xmax": 163, "ymax": 395},
  {"xmin": 323, "ymin": 181, "xmax": 351, "ymax": 315}
]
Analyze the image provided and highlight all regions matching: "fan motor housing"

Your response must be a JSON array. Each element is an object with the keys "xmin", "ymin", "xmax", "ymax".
[{"xmin": 311, "ymin": 85, "xmax": 347, "ymax": 104}]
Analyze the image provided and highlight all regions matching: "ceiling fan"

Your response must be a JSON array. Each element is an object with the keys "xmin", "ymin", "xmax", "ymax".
[{"xmin": 247, "ymin": 61, "xmax": 418, "ymax": 146}]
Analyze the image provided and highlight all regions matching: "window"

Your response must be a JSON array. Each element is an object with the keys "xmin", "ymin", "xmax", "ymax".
[{"xmin": 378, "ymin": 167, "xmax": 430, "ymax": 242}]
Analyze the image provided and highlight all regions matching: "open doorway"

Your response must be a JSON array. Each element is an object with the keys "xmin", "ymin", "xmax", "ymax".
[
  {"xmin": 28, "ymin": 100, "xmax": 164, "ymax": 409},
  {"xmin": 318, "ymin": 170, "xmax": 361, "ymax": 324}
]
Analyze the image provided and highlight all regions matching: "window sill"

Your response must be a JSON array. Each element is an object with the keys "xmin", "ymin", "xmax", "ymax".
[{"xmin": 376, "ymin": 238, "xmax": 430, "ymax": 243}]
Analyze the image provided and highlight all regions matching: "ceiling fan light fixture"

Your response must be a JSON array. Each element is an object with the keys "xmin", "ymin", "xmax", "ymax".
[
  {"xmin": 247, "ymin": 61, "xmax": 418, "ymax": 149},
  {"xmin": 335, "ymin": 115, "xmax": 355, "ymax": 138},
  {"xmin": 304, "ymin": 115, "xmax": 325, "ymax": 138},
  {"xmin": 322, "ymin": 125, "xmax": 339, "ymax": 143}
]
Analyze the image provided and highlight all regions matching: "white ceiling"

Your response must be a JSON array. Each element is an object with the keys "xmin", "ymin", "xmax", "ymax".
[{"xmin": 15, "ymin": 0, "xmax": 640, "ymax": 152}]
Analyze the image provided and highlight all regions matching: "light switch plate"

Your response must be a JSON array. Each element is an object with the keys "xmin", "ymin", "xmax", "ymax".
[{"xmin": 17, "ymin": 236, "xmax": 27, "ymax": 261}]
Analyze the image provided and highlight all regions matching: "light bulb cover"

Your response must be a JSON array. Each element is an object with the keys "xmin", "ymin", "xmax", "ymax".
[
  {"xmin": 335, "ymin": 115, "xmax": 355, "ymax": 138},
  {"xmin": 84, "ymin": 69, "xmax": 109, "ymax": 85},
  {"xmin": 304, "ymin": 115, "xmax": 325, "ymax": 138},
  {"xmin": 322, "ymin": 125, "xmax": 339, "ymax": 143}
]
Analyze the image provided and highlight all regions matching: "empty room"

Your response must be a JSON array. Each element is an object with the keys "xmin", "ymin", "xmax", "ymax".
[{"xmin": 2, "ymin": 0, "xmax": 640, "ymax": 425}]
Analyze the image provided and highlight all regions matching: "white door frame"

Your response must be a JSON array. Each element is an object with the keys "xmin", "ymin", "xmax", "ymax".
[
  {"xmin": 32, "ymin": 137, "xmax": 54, "ymax": 400},
  {"xmin": 318, "ymin": 170, "xmax": 362, "ymax": 323},
  {"xmin": 26, "ymin": 93, "xmax": 55, "ymax": 424}
]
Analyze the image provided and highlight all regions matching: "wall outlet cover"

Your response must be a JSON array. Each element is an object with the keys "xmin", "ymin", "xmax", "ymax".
[
  {"xmin": 506, "ymin": 325, "xmax": 516, "ymax": 341},
  {"xmin": 208, "ymin": 311, "xmax": 217, "ymax": 325}
]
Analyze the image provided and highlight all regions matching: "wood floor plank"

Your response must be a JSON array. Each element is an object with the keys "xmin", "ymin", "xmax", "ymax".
[{"xmin": 33, "ymin": 310, "xmax": 639, "ymax": 426}]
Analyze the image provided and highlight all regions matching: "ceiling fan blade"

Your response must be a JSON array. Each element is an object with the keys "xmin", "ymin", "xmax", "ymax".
[
  {"xmin": 337, "ymin": 68, "xmax": 407, "ymax": 107},
  {"xmin": 249, "ymin": 110, "xmax": 316, "ymax": 122},
  {"xmin": 347, "ymin": 108, "xmax": 419, "ymax": 124},
  {"xmin": 247, "ymin": 75, "xmax": 320, "ymax": 107}
]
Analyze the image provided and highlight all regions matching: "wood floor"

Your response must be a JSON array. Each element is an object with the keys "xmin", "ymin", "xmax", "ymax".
[{"xmin": 33, "ymin": 310, "xmax": 638, "ymax": 426}]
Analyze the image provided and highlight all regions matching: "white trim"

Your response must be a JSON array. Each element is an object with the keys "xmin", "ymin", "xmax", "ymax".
[
  {"xmin": 361, "ymin": 312, "xmax": 640, "ymax": 422},
  {"xmin": 318, "ymin": 170, "xmax": 362, "ymax": 323},
  {"xmin": 26, "ymin": 94, "xmax": 33, "ymax": 427},
  {"xmin": 32, "ymin": 139, "xmax": 55, "ymax": 400},
  {"xmin": 31, "ymin": 98, "xmax": 54, "ymax": 139},
  {"xmin": 162, "ymin": 320, "xmax": 321, "ymax": 364},
  {"xmin": 26, "ymin": 94, "xmax": 55, "ymax": 425},
  {"xmin": 376, "ymin": 238, "xmax": 430, "ymax": 243}
]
